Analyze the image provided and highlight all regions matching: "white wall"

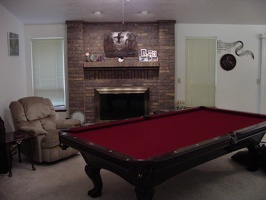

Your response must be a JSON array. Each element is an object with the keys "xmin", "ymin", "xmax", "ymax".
[
  {"xmin": 0, "ymin": 4, "xmax": 27, "ymax": 131},
  {"xmin": 175, "ymin": 24, "xmax": 266, "ymax": 113}
]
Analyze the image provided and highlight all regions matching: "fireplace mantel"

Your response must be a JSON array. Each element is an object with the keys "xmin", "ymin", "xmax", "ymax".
[
  {"xmin": 84, "ymin": 61, "xmax": 160, "ymax": 79},
  {"xmin": 83, "ymin": 61, "xmax": 159, "ymax": 70}
]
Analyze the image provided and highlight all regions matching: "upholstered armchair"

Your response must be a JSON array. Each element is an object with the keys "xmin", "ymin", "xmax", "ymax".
[{"xmin": 9, "ymin": 96, "xmax": 81, "ymax": 163}]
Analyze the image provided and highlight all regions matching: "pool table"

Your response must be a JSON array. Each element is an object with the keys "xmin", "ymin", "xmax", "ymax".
[{"xmin": 59, "ymin": 106, "xmax": 266, "ymax": 200}]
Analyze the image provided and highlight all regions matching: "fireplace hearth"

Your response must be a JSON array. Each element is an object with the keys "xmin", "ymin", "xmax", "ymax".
[{"xmin": 95, "ymin": 88, "xmax": 150, "ymax": 122}]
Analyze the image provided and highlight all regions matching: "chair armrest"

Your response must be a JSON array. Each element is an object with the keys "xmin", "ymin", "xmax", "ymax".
[
  {"xmin": 19, "ymin": 126, "xmax": 47, "ymax": 137},
  {"xmin": 56, "ymin": 119, "xmax": 81, "ymax": 129}
]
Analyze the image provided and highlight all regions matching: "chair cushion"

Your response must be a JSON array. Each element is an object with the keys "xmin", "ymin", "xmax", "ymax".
[
  {"xmin": 41, "ymin": 130, "xmax": 60, "ymax": 149},
  {"xmin": 56, "ymin": 119, "xmax": 81, "ymax": 129},
  {"xmin": 19, "ymin": 97, "xmax": 51, "ymax": 121},
  {"xmin": 19, "ymin": 126, "xmax": 47, "ymax": 137},
  {"xmin": 40, "ymin": 117, "xmax": 57, "ymax": 131}
]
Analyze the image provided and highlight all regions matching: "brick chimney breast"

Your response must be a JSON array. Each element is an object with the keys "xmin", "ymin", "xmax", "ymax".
[{"xmin": 66, "ymin": 20, "xmax": 176, "ymax": 123}]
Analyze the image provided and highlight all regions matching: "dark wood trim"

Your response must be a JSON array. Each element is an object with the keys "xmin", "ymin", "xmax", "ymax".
[
  {"xmin": 66, "ymin": 20, "xmax": 176, "ymax": 25},
  {"xmin": 84, "ymin": 61, "xmax": 159, "ymax": 68},
  {"xmin": 54, "ymin": 106, "xmax": 67, "ymax": 112}
]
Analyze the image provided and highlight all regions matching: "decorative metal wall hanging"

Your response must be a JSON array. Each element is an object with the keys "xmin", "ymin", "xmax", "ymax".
[
  {"xmin": 217, "ymin": 40, "xmax": 254, "ymax": 59},
  {"xmin": 104, "ymin": 32, "xmax": 137, "ymax": 58}
]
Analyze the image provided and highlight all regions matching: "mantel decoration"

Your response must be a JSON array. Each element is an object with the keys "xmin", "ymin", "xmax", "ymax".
[
  {"xmin": 104, "ymin": 31, "xmax": 138, "ymax": 58},
  {"xmin": 85, "ymin": 52, "xmax": 104, "ymax": 62},
  {"xmin": 8, "ymin": 32, "xmax": 19, "ymax": 56},
  {"xmin": 139, "ymin": 49, "xmax": 158, "ymax": 62},
  {"xmin": 85, "ymin": 52, "xmax": 90, "ymax": 62}
]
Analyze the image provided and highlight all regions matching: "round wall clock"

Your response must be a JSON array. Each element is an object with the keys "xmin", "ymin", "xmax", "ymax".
[{"xmin": 220, "ymin": 54, "xmax": 237, "ymax": 71}]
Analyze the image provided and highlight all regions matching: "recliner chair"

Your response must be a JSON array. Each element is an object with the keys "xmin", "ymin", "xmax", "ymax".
[{"xmin": 9, "ymin": 96, "xmax": 81, "ymax": 163}]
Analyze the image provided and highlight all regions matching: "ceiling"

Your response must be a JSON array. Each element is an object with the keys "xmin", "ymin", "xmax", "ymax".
[{"xmin": 1, "ymin": 0, "xmax": 266, "ymax": 25}]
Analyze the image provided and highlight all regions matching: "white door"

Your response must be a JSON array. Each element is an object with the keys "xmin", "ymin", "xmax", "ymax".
[{"xmin": 185, "ymin": 37, "xmax": 216, "ymax": 107}]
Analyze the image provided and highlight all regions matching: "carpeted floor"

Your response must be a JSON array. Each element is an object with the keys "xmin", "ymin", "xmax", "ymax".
[{"xmin": 0, "ymin": 151, "xmax": 266, "ymax": 200}]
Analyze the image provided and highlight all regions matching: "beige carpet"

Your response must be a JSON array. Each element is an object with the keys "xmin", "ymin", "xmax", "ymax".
[{"xmin": 0, "ymin": 151, "xmax": 266, "ymax": 200}]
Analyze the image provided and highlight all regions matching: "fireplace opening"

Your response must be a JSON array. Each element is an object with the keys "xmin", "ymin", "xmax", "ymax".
[{"xmin": 95, "ymin": 88, "xmax": 150, "ymax": 122}]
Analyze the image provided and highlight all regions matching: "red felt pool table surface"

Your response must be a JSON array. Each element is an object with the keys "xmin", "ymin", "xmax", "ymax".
[{"xmin": 67, "ymin": 107, "xmax": 266, "ymax": 160}]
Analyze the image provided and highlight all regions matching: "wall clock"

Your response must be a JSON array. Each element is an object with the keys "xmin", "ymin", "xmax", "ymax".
[{"xmin": 220, "ymin": 54, "xmax": 237, "ymax": 71}]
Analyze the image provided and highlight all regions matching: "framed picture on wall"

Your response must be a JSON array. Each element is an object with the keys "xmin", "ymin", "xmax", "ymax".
[
  {"xmin": 152, "ymin": 50, "xmax": 157, "ymax": 57},
  {"xmin": 141, "ymin": 49, "xmax": 147, "ymax": 57},
  {"xmin": 8, "ymin": 32, "xmax": 19, "ymax": 56}
]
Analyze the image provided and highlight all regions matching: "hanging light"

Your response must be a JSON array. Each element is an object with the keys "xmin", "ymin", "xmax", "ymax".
[{"xmin": 122, "ymin": 0, "xmax": 125, "ymax": 24}]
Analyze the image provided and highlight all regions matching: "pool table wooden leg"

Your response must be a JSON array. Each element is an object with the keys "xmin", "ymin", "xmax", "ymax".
[
  {"xmin": 247, "ymin": 145, "xmax": 260, "ymax": 172},
  {"xmin": 135, "ymin": 187, "xmax": 154, "ymax": 200},
  {"xmin": 85, "ymin": 165, "xmax": 103, "ymax": 198}
]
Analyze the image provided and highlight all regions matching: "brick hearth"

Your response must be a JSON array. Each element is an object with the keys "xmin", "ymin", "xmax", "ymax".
[{"xmin": 66, "ymin": 20, "xmax": 175, "ymax": 123}]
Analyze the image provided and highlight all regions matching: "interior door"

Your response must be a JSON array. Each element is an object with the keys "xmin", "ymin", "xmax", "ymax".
[{"xmin": 185, "ymin": 37, "xmax": 216, "ymax": 107}]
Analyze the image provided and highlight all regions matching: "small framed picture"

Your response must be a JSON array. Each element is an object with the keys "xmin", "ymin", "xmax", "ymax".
[
  {"xmin": 152, "ymin": 50, "xmax": 157, "ymax": 58},
  {"xmin": 141, "ymin": 49, "xmax": 147, "ymax": 57},
  {"xmin": 8, "ymin": 32, "xmax": 19, "ymax": 56}
]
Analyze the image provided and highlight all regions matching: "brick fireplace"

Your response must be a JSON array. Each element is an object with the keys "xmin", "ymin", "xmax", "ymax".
[{"xmin": 66, "ymin": 20, "xmax": 175, "ymax": 123}]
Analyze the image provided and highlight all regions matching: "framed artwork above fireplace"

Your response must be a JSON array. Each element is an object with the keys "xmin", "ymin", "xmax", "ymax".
[{"xmin": 104, "ymin": 31, "xmax": 138, "ymax": 58}]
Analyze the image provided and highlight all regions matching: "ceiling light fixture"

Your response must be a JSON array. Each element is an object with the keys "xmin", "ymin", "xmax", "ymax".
[
  {"xmin": 140, "ymin": 11, "xmax": 149, "ymax": 15},
  {"xmin": 122, "ymin": 0, "xmax": 125, "ymax": 24},
  {"xmin": 93, "ymin": 11, "xmax": 102, "ymax": 15},
  {"xmin": 122, "ymin": 0, "xmax": 131, "ymax": 24}
]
